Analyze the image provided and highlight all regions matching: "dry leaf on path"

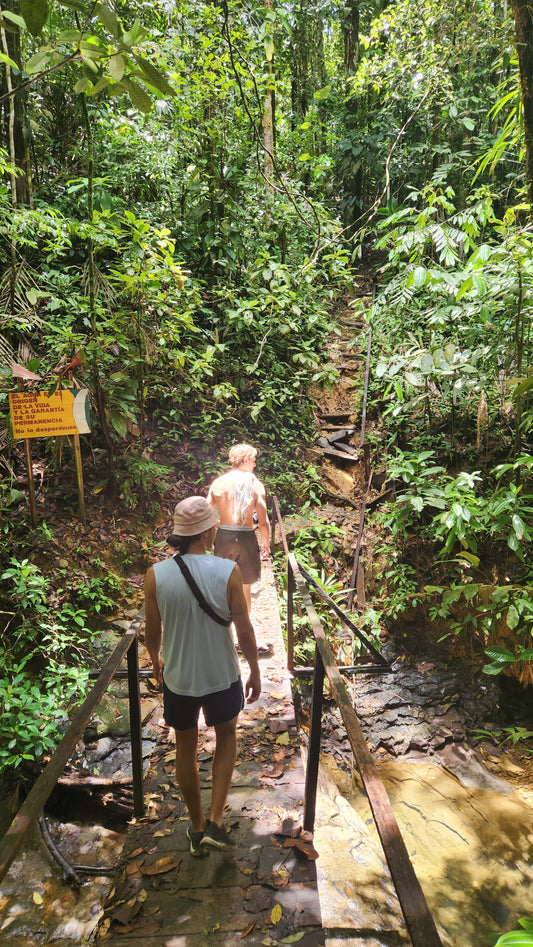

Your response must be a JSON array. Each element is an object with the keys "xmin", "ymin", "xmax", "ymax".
[
  {"xmin": 271, "ymin": 866, "xmax": 291, "ymax": 887},
  {"xmin": 283, "ymin": 837, "xmax": 319, "ymax": 860},
  {"xmin": 139, "ymin": 855, "xmax": 181, "ymax": 875},
  {"xmin": 111, "ymin": 921, "xmax": 133, "ymax": 934},
  {"xmin": 260, "ymin": 764, "xmax": 284, "ymax": 780},
  {"xmin": 240, "ymin": 920, "xmax": 256, "ymax": 938},
  {"xmin": 134, "ymin": 919, "xmax": 161, "ymax": 935},
  {"xmin": 270, "ymin": 903, "xmax": 283, "ymax": 924}
]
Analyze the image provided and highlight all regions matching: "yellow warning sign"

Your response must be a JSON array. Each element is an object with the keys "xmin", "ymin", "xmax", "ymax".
[{"xmin": 9, "ymin": 389, "xmax": 91, "ymax": 440}]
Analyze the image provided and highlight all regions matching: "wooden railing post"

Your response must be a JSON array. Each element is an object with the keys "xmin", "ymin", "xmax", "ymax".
[
  {"xmin": 287, "ymin": 557, "xmax": 295, "ymax": 673},
  {"xmin": 303, "ymin": 643, "xmax": 324, "ymax": 833},
  {"xmin": 127, "ymin": 634, "xmax": 145, "ymax": 818}
]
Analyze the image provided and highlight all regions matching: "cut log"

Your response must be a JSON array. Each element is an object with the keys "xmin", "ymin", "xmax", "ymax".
[
  {"xmin": 326, "ymin": 429, "xmax": 352, "ymax": 445},
  {"xmin": 316, "ymin": 411, "xmax": 353, "ymax": 420},
  {"xmin": 321, "ymin": 424, "xmax": 357, "ymax": 433},
  {"xmin": 322, "ymin": 447, "xmax": 359, "ymax": 463}
]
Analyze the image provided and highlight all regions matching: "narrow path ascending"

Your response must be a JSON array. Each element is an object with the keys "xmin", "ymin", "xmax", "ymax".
[{"xmin": 94, "ymin": 560, "xmax": 324, "ymax": 946}]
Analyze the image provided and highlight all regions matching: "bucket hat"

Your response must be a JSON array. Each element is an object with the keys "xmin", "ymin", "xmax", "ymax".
[{"xmin": 172, "ymin": 496, "xmax": 220, "ymax": 536}]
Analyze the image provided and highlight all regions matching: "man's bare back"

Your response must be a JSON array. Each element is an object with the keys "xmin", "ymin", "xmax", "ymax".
[
  {"xmin": 208, "ymin": 470, "xmax": 262, "ymax": 529},
  {"xmin": 207, "ymin": 446, "xmax": 269, "ymax": 554},
  {"xmin": 207, "ymin": 444, "xmax": 270, "ymax": 614}
]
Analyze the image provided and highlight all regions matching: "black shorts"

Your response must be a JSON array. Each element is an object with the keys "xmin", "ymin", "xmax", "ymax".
[{"xmin": 163, "ymin": 677, "xmax": 244, "ymax": 731}]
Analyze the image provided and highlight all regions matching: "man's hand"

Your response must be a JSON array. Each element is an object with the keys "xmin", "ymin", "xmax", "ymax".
[
  {"xmin": 245, "ymin": 668, "xmax": 261, "ymax": 703},
  {"xmin": 228, "ymin": 565, "xmax": 262, "ymax": 702},
  {"xmin": 260, "ymin": 542, "xmax": 270, "ymax": 560},
  {"xmin": 151, "ymin": 656, "xmax": 164, "ymax": 686}
]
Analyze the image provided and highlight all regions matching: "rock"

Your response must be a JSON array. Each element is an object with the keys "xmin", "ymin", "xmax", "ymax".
[
  {"xmin": 323, "ymin": 465, "xmax": 355, "ymax": 493},
  {"xmin": 439, "ymin": 743, "xmax": 515, "ymax": 793}
]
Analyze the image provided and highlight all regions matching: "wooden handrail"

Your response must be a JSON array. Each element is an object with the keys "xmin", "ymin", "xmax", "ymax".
[
  {"xmin": 288, "ymin": 553, "xmax": 442, "ymax": 947},
  {"xmin": 0, "ymin": 612, "xmax": 145, "ymax": 883}
]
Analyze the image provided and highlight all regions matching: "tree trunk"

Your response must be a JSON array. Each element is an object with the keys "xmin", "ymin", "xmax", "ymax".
[
  {"xmin": 511, "ymin": 0, "xmax": 533, "ymax": 210},
  {"xmin": 0, "ymin": 0, "xmax": 32, "ymax": 205},
  {"xmin": 340, "ymin": 0, "xmax": 362, "ymax": 228},
  {"xmin": 263, "ymin": 0, "xmax": 275, "ymax": 185}
]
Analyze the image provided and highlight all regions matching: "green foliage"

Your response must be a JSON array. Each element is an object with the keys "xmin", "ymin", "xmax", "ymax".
[
  {"xmin": 7, "ymin": 1, "xmax": 177, "ymax": 110},
  {"xmin": 117, "ymin": 448, "xmax": 172, "ymax": 513},
  {"xmin": 0, "ymin": 557, "xmax": 104, "ymax": 777},
  {"xmin": 0, "ymin": 660, "xmax": 88, "ymax": 772},
  {"xmin": 291, "ymin": 519, "xmax": 344, "ymax": 569},
  {"xmin": 493, "ymin": 917, "xmax": 533, "ymax": 945}
]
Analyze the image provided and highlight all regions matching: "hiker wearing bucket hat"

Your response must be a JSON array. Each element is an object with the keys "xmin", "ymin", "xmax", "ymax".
[{"xmin": 144, "ymin": 495, "xmax": 261, "ymax": 853}]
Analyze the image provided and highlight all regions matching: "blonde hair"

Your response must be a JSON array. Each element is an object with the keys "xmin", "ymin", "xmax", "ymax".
[{"xmin": 229, "ymin": 443, "xmax": 257, "ymax": 467}]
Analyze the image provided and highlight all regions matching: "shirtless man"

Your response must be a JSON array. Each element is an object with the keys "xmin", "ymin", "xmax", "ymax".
[{"xmin": 207, "ymin": 444, "xmax": 270, "ymax": 614}]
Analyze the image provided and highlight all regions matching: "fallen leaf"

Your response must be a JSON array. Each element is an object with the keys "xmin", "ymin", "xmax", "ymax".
[
  {"xmin": 144, "ymin": 905, "xmax": 161, "ymax": 916},
  {"xmin": 270, "ymin": 903, "xmax": 282, "ymax": 925},
  {"xmin": 111, "ymin": 921, "xmax": 133, "ymax": 933},
  {"xmin": 272, "ymin": 867, "xmax": 291, "ymax": 887},
  {"xmin": 276, "ymin": 732, "xmax": 290, "ymax": 745},
  {"xmin": 129, "ymin": 847, "xmax": 144, "ymax": 859},
  {"xmin": 260, "ymin": 765, "xmax": 284, "ymax": 780},
  {"xmin": 240, "ymin": 920, "xmax": 256, "ymax": 938},
  {"xmin": 135, "ymin": 920, "xmax": 161, "ymax": 935},
  {"xmin": 137, "ymin": 889, "xmax": 148, "ymax": 903},
  {"xmin": 139, "ymin": 855, "xmax": 181, "ymax": 875},
  {"xmin": 270, "ymin": 690, "xmax": 286, "ymax": 699},
  {"xmin": 281, "ymin": 933, "xmax": 306, "ymax": 943},
  {"xmin": 32, "ymin": 892, "xmax": 43, "ymax": 905},
  {"xmin": 283, "ymin": 838, "xmax": 319, "ymax": 860}
]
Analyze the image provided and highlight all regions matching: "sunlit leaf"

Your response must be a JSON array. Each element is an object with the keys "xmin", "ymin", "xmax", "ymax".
[
  {"xmin": 270, "ymin": 903, "xmax": 282, "ymax": 924},
  {"xmin": 133, "ymin": 55, "xmax": 176, "ymax": 96}
]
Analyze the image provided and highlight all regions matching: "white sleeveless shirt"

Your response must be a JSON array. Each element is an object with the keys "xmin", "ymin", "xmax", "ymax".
[{"xmin": 153, "ymin": 553, "xmax": 239, "ymax": 697}]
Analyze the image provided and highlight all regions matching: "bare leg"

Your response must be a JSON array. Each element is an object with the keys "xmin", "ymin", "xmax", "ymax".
[
  {"xmin": 243, "ymin": 583, "xmax": 252, "ymax": 614},
  {"xmin": 174, "ymin": 726, "xmax": 206, "ymax": 833},
  {"xmin": 209, "ymin": 716, "xmax": 238, "ymax": 826}
]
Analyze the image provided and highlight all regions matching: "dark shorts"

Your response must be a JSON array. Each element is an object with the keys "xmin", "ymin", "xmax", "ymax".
[
  {"xmin": 214, "ymin": 526, "xmax": 261, "ymax": 584},
  {"xmin": 163, "ymin": 677, "xmax": 244, "ymax": 731}
]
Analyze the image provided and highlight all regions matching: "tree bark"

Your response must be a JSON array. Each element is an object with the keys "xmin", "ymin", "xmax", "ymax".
[
  {"xmin": 263, "ymin": 0, "xmax": 275, "ymax": 186},
  {"xmin": 0, "ymin": 0, "xmax": 32, "ymax": 205},
  {"xmin": 340, "ymin": 0, "xmax": 362, "ymax": 228}
]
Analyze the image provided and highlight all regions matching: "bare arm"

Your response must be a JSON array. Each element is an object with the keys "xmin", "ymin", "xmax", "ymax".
[
  {"xmin": 144, "ymin": 566, "xmax": 163, "ymax": 685},
  {"xmin": 227, "ymin": 566, "xmax": 261, "ymax": 703},
  {"xmin": 254, "ymin": 479, "xmax": 270, "ymax": 557}
]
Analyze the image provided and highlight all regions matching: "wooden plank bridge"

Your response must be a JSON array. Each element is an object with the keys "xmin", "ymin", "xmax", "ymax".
[{"xmin": 0, "ymin": 553, "xmax": 443, "ymax": 946}]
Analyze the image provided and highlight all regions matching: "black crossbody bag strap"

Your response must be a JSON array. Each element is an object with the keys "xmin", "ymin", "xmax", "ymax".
[{"xmin": 173, "ymin": 555, "xmax": 231, "ymax": 627}]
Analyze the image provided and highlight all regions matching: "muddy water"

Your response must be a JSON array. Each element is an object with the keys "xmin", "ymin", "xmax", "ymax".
[
  {"xmin": 314, "ymin": 755, "xmax": 533, "ymax": 947},
  {"xmin": 0, "ymin": 821, "xmax": 124, "ymax": 945}
]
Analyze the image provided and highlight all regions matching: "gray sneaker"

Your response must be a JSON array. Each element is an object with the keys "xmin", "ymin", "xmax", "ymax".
[{"xmin": 199, "ymin": 820, "xmax": 233, "ymax": 850}]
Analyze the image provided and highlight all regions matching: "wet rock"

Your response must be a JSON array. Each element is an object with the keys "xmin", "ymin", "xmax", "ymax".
[{"xmin": 438, "ymin": 743, "xmax": 515, "ymax": 793}]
